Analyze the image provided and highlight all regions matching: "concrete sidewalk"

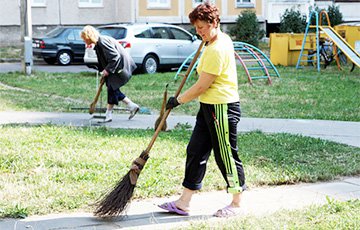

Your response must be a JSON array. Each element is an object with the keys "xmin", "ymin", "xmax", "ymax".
[
  {"xmin": 0, "ymin": 111, "xmax": 359, "ymax": 147},
  {"xmin": 0, "ymin": 111, "xmax": 359, "ymax": 229},
  {"xmin": 1, "ymin": 177, "xmax": 360, "ymax": 230}
]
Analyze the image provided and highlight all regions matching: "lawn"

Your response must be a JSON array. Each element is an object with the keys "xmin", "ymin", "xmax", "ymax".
[
  {"xmin": 0, "ymin": 65, "xmax": 359, "ymax": 121},
  {"xmin": 0, "ymin": 64, "xmax": 359, "ymax": 225},
  {"xmin": 0, "ymin": 125, "xmax": 359, "ymax": 218},
  {"xmin": 184, "ymin": 199, "xmax": 360, "ymax": 230},
  {"xmin": 0, "ymin": 46, "xmax": 21, "ymax": 59}
]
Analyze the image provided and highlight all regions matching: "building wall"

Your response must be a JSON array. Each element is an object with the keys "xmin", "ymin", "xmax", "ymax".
[
  {"xmin": 227, "ymin": 0, "xmax": 262, "ymax": 18},
  {"xmin": 0, "ymin": 0, "xmax": 133, "ymax": 46},
  {"xmin": 137, "ymin": 0, "xmax": 263, "ymax": 24},
  {"xmin": 1, "ymin": 0, "xmax": 359, "ymax": 46},
  {"xmin": 265, "ymin": 0, "xmax": 311, "ymax": 24},
  {"xmin": 136, "ymin": 0, "xmax": 181, "ymax": 23},
  {"xmin": 138, "ymin": 0, "xmax": 179, "ymax": 16},
  {"xmin": 315, "ymin": 1, "xmax": 360, "ymax": 22},
  {"xmin": 0, "ymin": 1, "xmax": 21, "ymax": 25},
  {"xmin": 265, "ymin": 0, "xmax": 360, "ymax": 24}
]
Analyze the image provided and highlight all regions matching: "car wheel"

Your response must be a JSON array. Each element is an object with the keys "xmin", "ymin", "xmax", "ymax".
[
  {"xmin": 44, "ymin": 57, "xmax": 56, "ymax": 65},
  {"xmin": 57, "ymin": 50, "xmax": 72, "ymax": 65},
  {"xmin": 142, "ymin": 54, "xmax": 158, "ymax": 74}
]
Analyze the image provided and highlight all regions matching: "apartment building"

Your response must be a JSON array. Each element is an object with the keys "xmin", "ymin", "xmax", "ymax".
[{"xmin": 0, "ymin": 0, "xmax": 359, "ymax": 45}]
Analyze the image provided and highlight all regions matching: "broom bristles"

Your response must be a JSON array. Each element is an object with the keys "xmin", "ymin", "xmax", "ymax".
[
  {"xmin": 94, "ymin": 155, "xmax": 148, "ymax": 217},
  {"xmin": 94, "ymin": 170, "xmax": 135, "ymax": 217}
]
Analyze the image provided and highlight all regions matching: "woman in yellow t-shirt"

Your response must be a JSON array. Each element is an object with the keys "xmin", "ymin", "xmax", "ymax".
[{"xmin": 159, "ymin": 3, "xmax": 246, "ymax": 218}]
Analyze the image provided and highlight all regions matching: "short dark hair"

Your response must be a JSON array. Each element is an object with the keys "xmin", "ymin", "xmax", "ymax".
[{"xmin": 188, "ymin": 2, "xmax": 220, "ymax": 25}]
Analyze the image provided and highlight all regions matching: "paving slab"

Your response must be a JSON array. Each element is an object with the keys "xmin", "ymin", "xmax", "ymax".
[
  {"xmin": 344, "ymin": 177, "xmax": 360, "ymax": 185},
  {"xmin": 1, "ymin": 176, "xmax": 359, "ymax": 230},
  {"xmin": 0, "ymin": 112, "xmax": 359, "ymax": 147}
]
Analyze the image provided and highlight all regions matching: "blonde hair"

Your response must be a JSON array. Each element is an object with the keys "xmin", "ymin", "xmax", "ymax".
[{"xmin": 81, "ymin": 25, "xmax": 100, "ymax": 43}]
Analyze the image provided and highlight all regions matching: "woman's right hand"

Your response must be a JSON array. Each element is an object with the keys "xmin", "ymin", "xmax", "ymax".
[{"xmin": 101, "ymin": 69, "xmax": 109, "ymax": 77}]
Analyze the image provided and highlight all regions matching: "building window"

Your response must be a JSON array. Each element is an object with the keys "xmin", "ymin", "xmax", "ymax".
[
  {"xmin": 147, "ymin": 0, "xmax": 171, "ymax": 9},
  {"xmin": 193, "ymin": 0, "xmax": 216, "ymax": 8},
  {"xmin": 236, "ymin": 0, "xmax": 254, "ymax": 8},
  {"xmin": 31, "ymin": 0, "xmax": 46, "ymax": 7},
  {"xmin": 79, "ymin": 0, "xmax": 103, "ymax": 8}
]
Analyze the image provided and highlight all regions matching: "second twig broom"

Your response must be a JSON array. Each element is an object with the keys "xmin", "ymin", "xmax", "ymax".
[{"xmin": 93, "ymin": 41, "xmax": 205, "ymax": 217}]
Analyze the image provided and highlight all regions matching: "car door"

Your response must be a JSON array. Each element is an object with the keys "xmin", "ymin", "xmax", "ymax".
[
  {"xmin": 151, "ymin": 27, "xmax": 178, "ymax": 64},
  {"xmin": 168, "ymin": 27, "xmax": 201, "ymax": 64},
  {"xmin": 67, "ymin": 28, "xmax": 85, "ymax": 60}
]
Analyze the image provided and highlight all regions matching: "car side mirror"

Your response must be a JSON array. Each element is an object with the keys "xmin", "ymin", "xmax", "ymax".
[{"xmin": 192, "ymin": 35, "xmax": 197, "ymax": 42}]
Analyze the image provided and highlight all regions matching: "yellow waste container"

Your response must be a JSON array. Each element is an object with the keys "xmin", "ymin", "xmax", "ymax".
[
  {"xmin": 334, "ymin": 23, "xmax": 360, "ymax": 54},
  {"xmin": 270, "ymin": 33, "xmax": 316, "ymax": 66}
]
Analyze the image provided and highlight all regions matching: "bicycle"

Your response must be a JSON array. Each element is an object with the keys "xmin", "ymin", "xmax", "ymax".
[{"xmin": 308, "ymin": 38, "xmax": 348, "ymax": 69}]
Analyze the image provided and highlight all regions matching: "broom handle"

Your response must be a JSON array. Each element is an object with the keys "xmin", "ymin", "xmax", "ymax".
[
  {"xmin": 93, "ymin": 80, "xmax": 105, "ymax": 104},
  {"xmin": 143, "ymin": 41, "xmax": 205, "ymax": 155}
]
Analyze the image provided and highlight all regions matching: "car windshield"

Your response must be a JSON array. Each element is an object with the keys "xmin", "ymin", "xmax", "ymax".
[
  {"xmin": 45, "ymin": 27, "xmax": 65, "ymax": 38},
  {"xmin": 99, "ymin": 27, "xmax": 127, "ymax": 39}
]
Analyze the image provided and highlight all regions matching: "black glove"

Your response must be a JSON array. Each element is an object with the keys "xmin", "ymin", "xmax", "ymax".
[{"xmin": 166, "ymin": 96, "xmax": 180, "ymax": 110}]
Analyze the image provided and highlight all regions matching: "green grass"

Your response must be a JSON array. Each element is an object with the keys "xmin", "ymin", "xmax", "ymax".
[
  {"xmin": 0, "ymin": 125, "xmax": 359, "ymax": 217},
  {"xmin": 182, "ymin": 199, "xmax": 360, "ymax": 230},
  {"xmin": 0, "ymin": 65, "xmax": 359, "ymax": 120},
  {"xmin": 0, "ymin": 46, "xmax": 21, "ymax": 59},
  {"xmin": 0, "ymin": 63, "xmax": 359, "ymax": 223}
]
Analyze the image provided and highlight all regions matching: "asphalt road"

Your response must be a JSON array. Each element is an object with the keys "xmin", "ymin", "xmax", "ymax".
[{"xmin": 0, "ymin": 61, "xmax": 97, "ymax": 73}]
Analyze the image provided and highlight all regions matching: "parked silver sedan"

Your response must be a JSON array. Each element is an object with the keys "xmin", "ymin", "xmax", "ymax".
[{"xmin": 84, "ymin": 23, "xmax": 201, "ymax": 74}]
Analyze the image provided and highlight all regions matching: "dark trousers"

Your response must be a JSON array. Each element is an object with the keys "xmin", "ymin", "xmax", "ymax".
[
  {"xmin": 182, "ymin": 102, "xmax": 246, "ymax": 194},
  {"xmin": 106, "ymin": 70, "xmax": 130, "ymax": 105},
  {"xmin": 106, "ymin": 82, "xmax": 126, "ymax": 105}
]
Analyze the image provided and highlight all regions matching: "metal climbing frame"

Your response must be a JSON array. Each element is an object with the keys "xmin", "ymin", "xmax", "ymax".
[
  {"xmin": 173, "ymin": 49, "xmax": 201, "ymax": 81},
  {"xmin": 174, "ymin": 41, "xmax": 280, "ymax": 85},
  {"xmin": 233, "ymin": 42, "xmax": 280, "ymax": 85}
]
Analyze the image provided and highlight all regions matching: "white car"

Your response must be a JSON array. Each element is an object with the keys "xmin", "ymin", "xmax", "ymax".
[
  {"xmin": 84, "ymin": 23, "xmax": 201, "ymax": 74},
  {"xmin": 83, "ymin": 43, "xmax": 98, "ymax": 68}
]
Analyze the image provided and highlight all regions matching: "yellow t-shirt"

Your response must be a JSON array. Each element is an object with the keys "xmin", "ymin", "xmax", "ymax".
[{"xmin": 197, "ymin": 32, "xmax": 239, "ymax": 104}]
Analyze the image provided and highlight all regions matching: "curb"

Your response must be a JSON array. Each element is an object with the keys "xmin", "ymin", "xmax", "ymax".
[{"xmin": 0, "ymin": 58, "xmax": 43, "ymax": 63}]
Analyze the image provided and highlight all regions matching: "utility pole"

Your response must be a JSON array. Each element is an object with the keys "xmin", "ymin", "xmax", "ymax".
[
  {"xmin": 20, "ymin": 0, "xmax": 33, "ymax": 75},
  {"xmin": 58, "ymin": 0, "xmax": 62, "ymax": 25}
]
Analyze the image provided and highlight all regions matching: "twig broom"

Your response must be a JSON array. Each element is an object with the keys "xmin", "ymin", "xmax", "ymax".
[
  {"xmin": 94, "ymin": 41, "xmax": 205, "ymax": 217},
  {"xmin": 89, "ymin": 76, "xmax": 105, "ymax": 115}
]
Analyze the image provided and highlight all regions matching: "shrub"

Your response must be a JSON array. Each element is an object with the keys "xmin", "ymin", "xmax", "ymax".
[
  {"xmin": 279, "ymin": 8, "xmax": 307, "ymax": 33},
  {"xmin": 230, "ymin": 9, "xmax": 264, "ymax": 47}
]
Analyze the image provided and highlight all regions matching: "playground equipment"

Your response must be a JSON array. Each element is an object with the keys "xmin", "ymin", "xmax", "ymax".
[
  {"xmin": 174, "ymin": 48, "xmax": 201, "ymax": 81},
  {"xmin": 296, "ymin": 10, "xmax": 360, "ymax": 71},
  {"xmin": 233, "ymin": 42, "xmax": 280, "ymax": 85},
  {"xmin": 174, "ymin": 41, "xmax": 280, "ymax": 85},
  {"xmin": 334, "ymin": 23, "xmax": 360, "ymax": 54}
]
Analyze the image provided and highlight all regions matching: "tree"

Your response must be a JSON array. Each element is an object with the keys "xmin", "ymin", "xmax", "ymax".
[
  {"xmin": 310, "ymin": 4, "xmax": 343, "ymax": 27},
  {"xmin": 279, "ymin": 8, "xmax": 307, "ymax": 33},
  {"xmin": 230, "ymin": 10, "xmax": 264, "ymax": 47},
  {"xmin": 327, "ymin": 4, "xmax": 343, "ymax": 26}
]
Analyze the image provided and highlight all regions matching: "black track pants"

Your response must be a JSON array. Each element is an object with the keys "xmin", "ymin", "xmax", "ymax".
[{"xmin": 182, "ymin": 102, "xmax": 246, "ymax": 193}]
